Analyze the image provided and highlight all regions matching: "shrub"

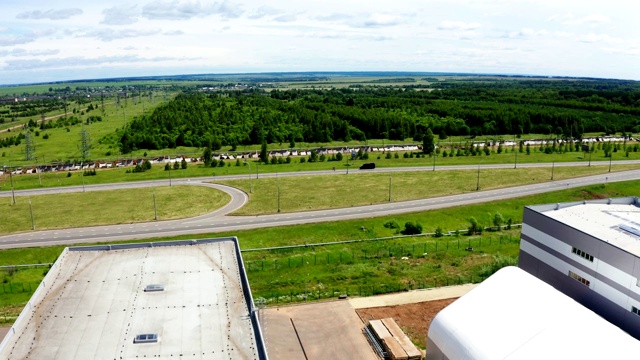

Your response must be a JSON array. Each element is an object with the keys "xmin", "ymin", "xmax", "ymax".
[
  {"xmin": 401, "ymin": 222, "xmax": 423, "ymax": 235},
  {"xmin": 164, "ymin": 163, "xmax": 170, "ymax": 171},
  {"xmin": 300, "ymin": 157, "xmax": 306, "ymax": 163},
  {"xmin": 173, "ymin": 161, "xmax": 180, "ymax": 170},
  {"xmin": 434, "ymin": 226, "xmax": 444, "ymax": 238},
  {"xmin": 383, "ymin": 220, "xmax": 400, "ymax": 229},
  {"xmin": 181, "ymin": 159, "xmax": 187, "ymax": 169},
  {"xmin": 335, "ymin": 152, "xmax": 343, "ymax": 161}
]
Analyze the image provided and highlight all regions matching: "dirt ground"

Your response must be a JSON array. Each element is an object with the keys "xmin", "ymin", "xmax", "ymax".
[{"xmin": 355, "ymin": 298, "xmax": 458, "ymax": 349}]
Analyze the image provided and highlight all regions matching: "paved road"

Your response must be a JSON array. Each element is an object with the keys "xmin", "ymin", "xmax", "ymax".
[{"xmin": 0, "ymin": 161, "xmax": 639, "ymax": 249}]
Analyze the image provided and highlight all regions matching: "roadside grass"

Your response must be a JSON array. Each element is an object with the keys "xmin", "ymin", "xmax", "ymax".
[
  {"xmin": 3, "ymin": 147, "xmax": 639, "ymax": 192},
  {"xmin": 0, "ymin": 185, "xmax": 229, "ymax": 234},
  {"xmin": 0, "ymin": 180, "xmax": 637, "ymax": 318},
  {"xmin": 218, "ymin": 164, "xmax": 638, "ymax": 215}
]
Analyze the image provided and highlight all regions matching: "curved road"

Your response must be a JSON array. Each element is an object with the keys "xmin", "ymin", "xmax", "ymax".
[{"xmin": 0, "ymin": 161, "xmax": 639, "ymax": 249}]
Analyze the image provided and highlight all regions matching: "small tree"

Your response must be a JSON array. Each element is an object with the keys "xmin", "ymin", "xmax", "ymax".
[
  {"xmin": 336, "ymin": 152, "xmax": 343, "ymax": 161},
  {"xmin": 493, "ymin": 212, "xmax": 504, "ymax": 230},
  {"xmin": 164, "ymin": 162, "xmax": 170, "ymax": 171},
  {"xmin": 423, "ymin": 128, "xmax": 435, "ymax": 155},
  {"xmin": 467, "ymin": 217, "xmax": 482, "ymax": 235},
  {"xmin": 203, "ymin": 147, "xmax": 212, "ymax": 167},
  {"xmin": 173, "ymin": 161, "xmax": 180, "ymax": 170},
  {"xmin": 143, "ymin": 160, "xmax": 152, "ymax": 171},
  {"xmin": 181, "ymin": 158, "xmax": 187, "ymax": 169},
  {"xmin": 434, "ymin": 226, "xmax": 444, "ymax": 238},
  {"xmin": 260, "ymin": 141, "xmax": 268, "ymax": 164},
  {"xmin": 308, "ymin": 150, "xmax": 318, "ymax": 162}
]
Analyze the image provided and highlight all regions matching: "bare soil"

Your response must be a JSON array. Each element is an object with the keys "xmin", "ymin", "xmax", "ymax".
[{"xmin": 355, "ymin": 298, "xmax": 458, "ymax": 349}]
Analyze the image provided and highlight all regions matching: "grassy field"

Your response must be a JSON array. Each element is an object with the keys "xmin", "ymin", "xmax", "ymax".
[
  {"xmin": 0, "ymin": 185, "xmax": 229, "ymax": 234},
  {"xmin": 217, "ymin": 164, "xmax": 637, "ymax": 215},
  {"xmin": 0, "ymin": 179, "xmax": 637, "ymax": 322}
]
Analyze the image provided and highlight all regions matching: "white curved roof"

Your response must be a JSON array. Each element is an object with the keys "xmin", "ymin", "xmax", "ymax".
[{"xmin": 428, "ymin": 266, "xmax": 640, "ymax": 360}]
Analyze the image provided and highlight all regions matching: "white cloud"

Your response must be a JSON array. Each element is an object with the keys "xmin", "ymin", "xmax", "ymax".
[
  {"xmin": 79, "ymin": 28, "xmax": 162, "ymax": 42},
  {"xmin": 2, "ymin": 54, "xmax": 195, "ymax": 71},
  {"xmin": 315, "ymin": 13, "xmax": 352, "ymax": 22},
  {"xmin": 274, "ymin": 14, "xmax": 297, "ymax": 23},
  {"xmin": 352, "ymin": 14, "xmax": 402, "ymax": 28},
  {"xmin": 16, "ymin": 9, "xmax": 83, "ymax": 20},
  {"xmin": 8, "ymin": 48, "xmax": 60, "ymax": 56},
  {"xmin": 248, "ymin": 6, "xmax": 281, "ymax": 19},
  {"xmin": 437, "ymin": 21, "xmax": 482, "ymax": 31},
  {"xmin": 579, "ymin": 33, "xmax": 622, "ymax": 44},
  {"xmin": 142, "ymin": 0, "xmax": 243, "ymax": 21},
  {"xmin": 102, "ymin": 5, "xmax": 139, "ymax": 25},
  {"xmin": 563, "ymin": 15, "xmax": 610, "ymax": 26}
]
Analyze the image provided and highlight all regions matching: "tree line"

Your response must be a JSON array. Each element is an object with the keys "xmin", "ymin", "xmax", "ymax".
[{"xmin": 118, "ymin": 79, "xmax": 640, "ymax": 153}]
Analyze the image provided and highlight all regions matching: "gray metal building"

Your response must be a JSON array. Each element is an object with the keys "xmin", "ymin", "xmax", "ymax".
[{"xmin": 519, "ymin": 196, "xmax": 640, "ymax": 339}]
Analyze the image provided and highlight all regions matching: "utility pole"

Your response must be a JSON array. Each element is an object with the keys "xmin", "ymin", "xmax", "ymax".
[
  {"xmin": 29, "ymin": 198, "xmax": 35, "ymax": 230},
  {"xmin": 8, "ymin": 168, "xmax": 16, "ymax": 205},
  {"xmin": 277, "ymin": 173, "xmax": 281, "ymax": 213},
  {"xmin": 514, "ymin": 136, "xmax": 518, "ymax": 169},
  {"xmin": 432, "ymin": 153, "xmax": 436, "ymax": 171},
  {"xmin": 245, "ymin": 161, "xmax": 253, "ymax": 193},
  {"xmin": 609, "ymin": 150, "xmax": 613, "ymax": 173},
  {"xmin": 476, "ymin": 165, "xmax": 481, "ymax": 191},
  {"xmin": 81, "ymin": 163, "xmax": 85, "ymax": 192},
  {"xmin": 588, "ymin": 148, "xmax": 592, "ymax": 167},
  {"xmin": 153, "ymin": 191, "xmax": 158, "ymax": 221},
  {"xmin": 168, "ymin": 159, "xmax": 172, "ymax": 186},
  {"xmin": 388, "ymin": 174, "xmax": 392, "ymax": 202},
  {"xmin": 551, "ymin": 155, "xmax": 556, "ymax": 180}
]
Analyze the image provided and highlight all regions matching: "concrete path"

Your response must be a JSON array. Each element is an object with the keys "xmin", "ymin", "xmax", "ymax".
[{"xmin": 349, "ymin": 284, "xmax": 477, "ymax": 309}]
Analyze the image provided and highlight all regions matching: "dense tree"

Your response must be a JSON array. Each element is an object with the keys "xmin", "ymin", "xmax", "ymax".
[{"xmin": 423, "ymin": 128, "xmax": 435, "ymax": 155}]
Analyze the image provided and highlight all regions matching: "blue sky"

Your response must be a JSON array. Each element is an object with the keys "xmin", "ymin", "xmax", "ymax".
[{"xmin": 0, "ymin": 0, "xmax": 638, "ymax": 85}]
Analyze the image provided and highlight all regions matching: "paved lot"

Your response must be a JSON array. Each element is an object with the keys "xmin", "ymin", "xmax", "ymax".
[{"xmin": 263, "ymin": 300, "xmax": 378, "ymax": 360}]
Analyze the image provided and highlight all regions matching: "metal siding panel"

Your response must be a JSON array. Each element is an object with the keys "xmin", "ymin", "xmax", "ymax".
[{"xmin": 598, "ymin": 241, "xmax": 636, "ymax": 273}]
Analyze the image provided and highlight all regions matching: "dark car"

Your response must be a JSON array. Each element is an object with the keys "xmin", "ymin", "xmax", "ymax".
[{"xmin": 359, "ymin": 163, "xmax": 376, "ymax": 170}]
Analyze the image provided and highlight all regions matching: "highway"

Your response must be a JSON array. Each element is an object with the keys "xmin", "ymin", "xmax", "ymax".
[{"xmin": 0, "ymin": 161, "xmax": 639, "ymax": 249}]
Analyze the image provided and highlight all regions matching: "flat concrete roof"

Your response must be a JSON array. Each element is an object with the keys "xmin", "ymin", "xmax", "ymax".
[
  {"xmin": 530, "ymin": 197, "xmax": 640, "ymax": 257},
  {"xmin": 0, "ymin": 238, "xmax": 267, "ymax": 360}
]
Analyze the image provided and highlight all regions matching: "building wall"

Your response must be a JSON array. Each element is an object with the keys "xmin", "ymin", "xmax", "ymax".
[{"xmin": 519, "ymin": 206, "xmax": 640, "ymax": 339}]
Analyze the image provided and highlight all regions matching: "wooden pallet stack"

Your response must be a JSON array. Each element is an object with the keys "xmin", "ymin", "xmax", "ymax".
[{"xmin": 368, "ymin": 318, "xmax": 422, "ymax": 360}]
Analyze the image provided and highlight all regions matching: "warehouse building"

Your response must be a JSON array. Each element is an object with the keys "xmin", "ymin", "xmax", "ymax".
[
  {"xmin": 519, "ymin": 196, "xmax": 640, "ymax": 339},
  {"xmin": 426, "ymin": 266, "xmax": 640, "ymax": 359},
  {"xmin": 0, "ymin": 238, "xmax": 268, "ymax": 360}
]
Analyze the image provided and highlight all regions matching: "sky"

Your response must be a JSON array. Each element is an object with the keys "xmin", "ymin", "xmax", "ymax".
[{"xmin": 0, "ymin": 0, "xmax": 638, "ymax": 85}]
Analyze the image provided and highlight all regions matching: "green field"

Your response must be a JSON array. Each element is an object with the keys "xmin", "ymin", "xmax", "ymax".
[
  {"xmin": 217, "ymin": 164, "xmax": 636, "ymax": 215},
  {"xmin": 0, "ymin": 185, "xmax": 229, "ymax": 234}
]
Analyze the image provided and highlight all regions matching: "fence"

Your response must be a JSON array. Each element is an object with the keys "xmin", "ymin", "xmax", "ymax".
[
  {"xmin": 256, "ymin": 273, "xmax": 488, "ymax": 305},
  {"xmin": 0, "ymin": 282, "xmax": 41, "ymax": 295}
]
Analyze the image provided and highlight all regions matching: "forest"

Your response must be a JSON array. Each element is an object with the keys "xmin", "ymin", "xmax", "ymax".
[{"xmin": 119, "ymin": 79, "xmax": 640, "ymax": 153}]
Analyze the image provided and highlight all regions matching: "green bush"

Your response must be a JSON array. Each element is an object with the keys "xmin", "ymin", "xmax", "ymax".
[{"xmin": 401, "ymin": 222, "xmax": 423, "ymax": 235}]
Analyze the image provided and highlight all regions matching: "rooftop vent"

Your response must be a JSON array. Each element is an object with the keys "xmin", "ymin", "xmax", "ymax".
[
  {"xmin": 144, "ymin": 284, "xmax": 164, "ymax": 292},
  {"xmin": 620, "ymin": 224, "xmax": 640, "ymax": 237},
  {"xmin": 133, "ymin": 333, "xmax": 158, "ymax": 344}
]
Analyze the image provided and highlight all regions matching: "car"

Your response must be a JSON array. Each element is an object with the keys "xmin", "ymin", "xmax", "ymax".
[{"xmin": 359, "ymin": 163, "xmax": 376, "ymax": 170}]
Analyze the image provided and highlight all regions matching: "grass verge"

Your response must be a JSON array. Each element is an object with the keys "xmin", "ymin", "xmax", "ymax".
[
  {"xmin": 0, "ymin": 185, "xmax": 229, "ymax": 234},
  {"xmin": 217, "ymin": 164, "xmax": 637, "ymax": 215}
]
